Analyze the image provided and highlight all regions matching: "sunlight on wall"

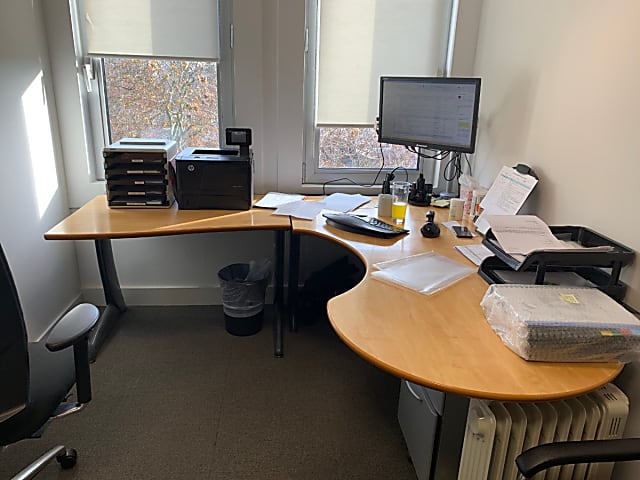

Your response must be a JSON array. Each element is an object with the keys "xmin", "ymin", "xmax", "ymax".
[{"xmin": 22, "ymin": 71, "xmax": 59, "ymax": 218}]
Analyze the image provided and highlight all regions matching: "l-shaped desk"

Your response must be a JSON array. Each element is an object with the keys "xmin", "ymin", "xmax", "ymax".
[
  {"xmin": 46, "ymin": 194, "xmax": 624, "ymax": 478},
  {"xmin": 46, "ymin": 194, "xmax": 622, "ymax": 398}
]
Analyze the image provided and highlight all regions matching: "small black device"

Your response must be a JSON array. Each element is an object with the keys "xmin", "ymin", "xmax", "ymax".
[
  {"xmin": 408, "ymin": 173, "xmax": 432, "ymax": 206},
  {"xmin": 420, "ymin": 210, "xmax": 440, "ymax": 238},
  {"xmin": 323, "ymin": 213, "xmax": 408, "ymax": 238},
  {"xmin": 452, "ymin": 225, "xmax": 473, "ymax": 238},
  {"xmin": 225, "ymin": 128, "xmax": 252, "ymax": 156},
  {"xmin": 381, "ymin": 172, "xmax": 394, "ymax": 194}
]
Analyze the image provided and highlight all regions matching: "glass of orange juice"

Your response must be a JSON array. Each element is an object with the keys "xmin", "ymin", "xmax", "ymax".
[{"xmin": 391, "ymin": 181, "xmax": 411, "ymax": 224}]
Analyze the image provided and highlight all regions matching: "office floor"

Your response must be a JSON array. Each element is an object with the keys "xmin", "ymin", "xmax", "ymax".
[{"xmin": 0, "ymin": 306, "xmax": 416, "ymax": 479}]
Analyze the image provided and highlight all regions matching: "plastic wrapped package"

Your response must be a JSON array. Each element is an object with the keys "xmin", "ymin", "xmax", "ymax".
[
  {"xmin": 372, "ymin": 252, "xmax": 474, "ymax": 295},
  {"xmin": 480, "ymin": 284, "xmax": 640, "ymax": 362}
]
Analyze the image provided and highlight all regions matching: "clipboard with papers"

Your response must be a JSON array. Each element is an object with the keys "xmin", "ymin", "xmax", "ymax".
[{"xmin": 474, "ymin": 164, "xmax": 539, "ymax": 235}]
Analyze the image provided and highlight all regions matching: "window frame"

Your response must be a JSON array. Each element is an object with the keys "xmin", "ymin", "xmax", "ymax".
[
  {"xmin": 71, "ymin": 0, "xmax": 235, "ymax": 181},
  {"xmin": 302, "ymin": 0, "xmax": 456, "ymax": 189}
]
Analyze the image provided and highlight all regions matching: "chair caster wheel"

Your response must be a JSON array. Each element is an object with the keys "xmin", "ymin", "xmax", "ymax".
[{"xmin": 56, "ymin": 448, "xmax": 78, "ymax": 469}]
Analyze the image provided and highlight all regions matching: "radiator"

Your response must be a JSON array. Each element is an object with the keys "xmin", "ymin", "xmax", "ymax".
[{"xmin": 457, "ymin": 383, "xmax": 629, "ymax": 480}]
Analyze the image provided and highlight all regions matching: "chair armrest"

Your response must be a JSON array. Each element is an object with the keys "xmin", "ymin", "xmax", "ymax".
[
  {"xmin": 44, "ymin": 303, "xmax": 99, "ymax": 405},
  {"xmin": 516, "ymin": 438, "xmax": 640, "ymax": 478},
  {"xmin": 45, "ymin": 303, "xmax": 99, "ymax": 352}
]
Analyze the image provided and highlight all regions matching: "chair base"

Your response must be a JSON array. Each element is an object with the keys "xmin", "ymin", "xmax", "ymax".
[{"xmin": 11, "ymin": 445, "xmax": 77, "ymax": 480}]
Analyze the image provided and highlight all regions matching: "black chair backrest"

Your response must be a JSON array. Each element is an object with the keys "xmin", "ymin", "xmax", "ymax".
[{"xmin": 0, "ymin": 244, "xmax": 29, "ymax": 423}]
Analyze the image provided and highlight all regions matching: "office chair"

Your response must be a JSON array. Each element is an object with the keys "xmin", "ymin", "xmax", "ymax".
[
  {"xmin": 0, "ymin": 244, "xmax": 99, "ymax": 479},
  {"xmin": 516, "ymin": 438, "xmax": 640, "ymax": 478}
]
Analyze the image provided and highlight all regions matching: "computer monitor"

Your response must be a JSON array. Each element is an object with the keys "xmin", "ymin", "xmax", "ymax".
[{"xmin": 378, "ymin": 76, "xmax": 481, "ymax": 154}]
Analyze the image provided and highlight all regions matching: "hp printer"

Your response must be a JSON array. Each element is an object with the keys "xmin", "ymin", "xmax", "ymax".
[{"xmin": 174, "ymin": 129, "xmax": 254, "ymax": 210}]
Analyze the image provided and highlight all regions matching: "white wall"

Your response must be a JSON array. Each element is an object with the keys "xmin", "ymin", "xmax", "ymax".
[
  {"xmin": 471, "ymin": 2, "xmax": 640, "ymax": 478},
  {"xmin": 0, "ymin": 0, "xmax": 81, "ymax": 339}
]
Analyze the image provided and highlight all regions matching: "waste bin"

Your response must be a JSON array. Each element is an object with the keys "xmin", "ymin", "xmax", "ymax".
[{"xmin": 218, "ymin": 260, "xmax": 271, "ymax": 336}]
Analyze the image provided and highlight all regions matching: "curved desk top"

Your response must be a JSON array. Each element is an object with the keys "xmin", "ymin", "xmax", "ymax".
[
  {"xmin": 292, "ymin": 200, "xmax": 623, "ymax": 401},
  {"xmin": 45, "ymin": 195, "xmax": 291, "ymax": 240}
]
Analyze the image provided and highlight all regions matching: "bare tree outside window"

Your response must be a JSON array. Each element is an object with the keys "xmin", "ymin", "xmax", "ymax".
[
  {"xmin": 103, "ymin": 58, "xmax": 219, "ymax": 150},
  {"xmin": 318, "ymin": 127, "xmax": 417, "ymax": 169}
]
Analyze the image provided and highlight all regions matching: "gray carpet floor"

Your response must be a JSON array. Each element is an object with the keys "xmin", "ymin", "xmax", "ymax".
[{"xmin": 0, "ymin": 306, "xmax": 417, "ymax": 479}]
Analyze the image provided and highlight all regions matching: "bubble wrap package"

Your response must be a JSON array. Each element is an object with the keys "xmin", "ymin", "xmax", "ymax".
[{"xmin": 480, "ymin": 285, "xmax": 640, "ymax": 363}]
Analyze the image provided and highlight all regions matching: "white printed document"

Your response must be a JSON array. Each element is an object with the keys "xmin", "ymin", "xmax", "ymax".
[
  {"xmin": 454, "ymin": 244, "xmax": 494, "ymax": 266},
  {"xmin": 321, "ymin": 193, "xmax": 370, "ymax": 212},
  {"xmin": 268, "ymin": 192, "xmax": 370, "ymax": 220},
  {"xmin": 272, "ymin": 200, "xmax": 325, "ymax": 220},
  {"xmin": 485, "ymin": 215, "xmax": 614, "ymax": 257},
  {"xmin": 484, "ymin": 215, "xmax": 564, "ymax": 255},
  {"xmin": 474, "ymin": 166, "xmax": 538, "ymax": 234},
  {"xmin": 254, "ymin": 192, "xmax": 305, "ymax": 208}
]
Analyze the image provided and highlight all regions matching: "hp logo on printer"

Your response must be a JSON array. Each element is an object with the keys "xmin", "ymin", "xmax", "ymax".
[{"xmin": 187, "ymin": 164, "xmax": 195, "ymax": 172}]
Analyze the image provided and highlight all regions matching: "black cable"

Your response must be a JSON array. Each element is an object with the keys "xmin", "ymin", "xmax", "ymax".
[
  {"xmin": 442, "ymin": 153, "xmax": 463, "ymax": 182},
  {"xmin": 321, "ymin": 177, "xmax": 361, "ymax": 195},
  {"xmin": 321, "ymin": 142, "xmax": 415, "ymax": 194},
  {"xmin": 388, "ymin": 166, "xmax": 409, "ymax": 182},
  {"xmin": 406, "ymin": 146, "xmax": 451, "ymax": 160},
  {"xmin": 370, "ymin": 143, "xmax": 386, "ymax": 186}
]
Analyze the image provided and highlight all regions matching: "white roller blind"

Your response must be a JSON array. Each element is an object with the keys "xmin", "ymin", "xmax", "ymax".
[
  {"xmin": 317, "ymin": 0, "xmax": 450, "ymax": 126},
  {"xmin": 80, "ymin": 0, "xmax": 220, "ymax": 60}
]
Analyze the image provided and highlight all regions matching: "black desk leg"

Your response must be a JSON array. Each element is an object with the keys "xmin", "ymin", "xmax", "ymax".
[
  {"xmin": 288, "ymin": 232, "xmax": 301, "ymax": 332},
  {"xmin": 90, "ymin": 239, "xmax": 127, "ymax": 362},
  {"xmin": 273, "ymin": 231, "xmax": 285, "ymax": 358}
]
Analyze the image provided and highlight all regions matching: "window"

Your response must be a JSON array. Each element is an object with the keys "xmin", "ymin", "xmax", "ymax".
[
  {"xmin": 71, "ymin": 0, "xmax": 233, "ymax": 179},
  {"xmin": 102, "ymin": 58, "xmax": 220, "ymax": 150},
  {"xmin": 304, "ymin": 0, "xmax": 455, "ymax": 187}
]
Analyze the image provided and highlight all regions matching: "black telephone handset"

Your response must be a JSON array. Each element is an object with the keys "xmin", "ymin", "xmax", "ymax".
[{"xmin": 420, "ymin": 210, "xmax": 440, "ymax": 238}]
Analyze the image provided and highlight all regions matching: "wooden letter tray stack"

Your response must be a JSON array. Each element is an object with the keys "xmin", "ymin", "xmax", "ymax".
[
  {"xmin": 104, "ymin": 138, "xmax": 178, "ymax": 208},
  {"xmin": 478, "ymin": 226, "xmax": 635, "ymax": 301}
]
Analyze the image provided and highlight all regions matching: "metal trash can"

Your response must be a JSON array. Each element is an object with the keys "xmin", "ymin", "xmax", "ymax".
[{"xmin": 218, "ymin": 260, "xmax": 271, "ymax": 336}]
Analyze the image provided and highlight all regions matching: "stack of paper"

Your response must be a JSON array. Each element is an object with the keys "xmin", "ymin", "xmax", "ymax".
[
  {"xmin": 483, "ymin": 215, "xmax": 613, "ymax": 261},
  {"xmin": 256, "ymin": 192, "xmax": 371, "ymax": 220}
]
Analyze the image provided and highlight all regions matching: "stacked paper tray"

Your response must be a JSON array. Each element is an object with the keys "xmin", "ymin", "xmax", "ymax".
[
  {"xmin": 104, "ymin": 138, "xmax": 177, "ymax": 208},
  {"xmin": 480, "ymin": 284, "xmax": 640, "ymax": 362},
  {"xmin": 480, "ymin": 226, "xmax": 634, "ymax": 301}
]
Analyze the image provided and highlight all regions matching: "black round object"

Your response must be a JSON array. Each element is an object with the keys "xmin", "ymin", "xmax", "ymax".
[
  {"xmin": 421, "ymin": 210, "xmax": 440, "ymax": 238},
  {"xmin": 56, "ymin": 448, "xmax": 78, "ymax": 469},
  {"xmin": 420, "ymin": 222, "xmax": 440, "ymax": 238}
]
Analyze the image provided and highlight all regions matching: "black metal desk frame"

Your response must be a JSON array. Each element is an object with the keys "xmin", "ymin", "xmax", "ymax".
[{"xmin": 90, "ymin": 231, "xmax": 286, "ymax": 361}]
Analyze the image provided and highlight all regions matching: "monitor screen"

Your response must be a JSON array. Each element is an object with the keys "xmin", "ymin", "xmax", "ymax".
[{"xmin": 378, "ymin": 77, "xmax": 481, "ymax": 153}]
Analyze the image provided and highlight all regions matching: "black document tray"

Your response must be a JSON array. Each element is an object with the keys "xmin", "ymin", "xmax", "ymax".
[
  {"xmin": 479, "ymin": 226, "xmax": 634, "ymax": 300},
  {"xmin": 478, "ymin": 256, "xmax": 629, "ymax": 300}
]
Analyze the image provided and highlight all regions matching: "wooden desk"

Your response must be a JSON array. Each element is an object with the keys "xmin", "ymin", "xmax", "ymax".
[
  {"xmin": 291, "ymin": 200, "xmax": 623, "ymax": 478},
  {"xmin": 48, "ymin": 195, "xmax": 622, "ymax": 396},
  {"xmin": 291, "ymin": 200, "xmax": 622, "ymax": 401},
  {"xmin": 45, "ymin": 195, "xmax": 291, "ymax": 359}
]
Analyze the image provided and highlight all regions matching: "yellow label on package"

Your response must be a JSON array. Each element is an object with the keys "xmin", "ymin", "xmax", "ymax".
[{"xmin": 559, "ymin": 293, "xmax": 580, "ymax": 304}]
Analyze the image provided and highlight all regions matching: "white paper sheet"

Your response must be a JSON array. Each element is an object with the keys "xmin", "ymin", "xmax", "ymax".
[
  {"xmin": 484, "ymin": 215, "xmax": 565, "ymax": 255},
  {"xmin": 272, "ymin": 200, "xmax": 325, "ymax": 220},
  {"xmin": 321, "ymin": 193, "xmax": 370, "ymax": 212},
  {"xmin": 474, "ymin": 166, "xmax": 538, "ymax": 234},
  {"xmin": 254, "ymin": 192, "xmax": 305, "ymax": 208},
  {"xmin": 454, "ymin": 244, "xmax": 494, "ymax": 266}
]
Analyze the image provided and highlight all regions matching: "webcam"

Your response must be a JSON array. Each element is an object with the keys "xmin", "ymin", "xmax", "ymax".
[{"xmin": 420, "ymin": 210, "xmax": 440, "ymax": 238}]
